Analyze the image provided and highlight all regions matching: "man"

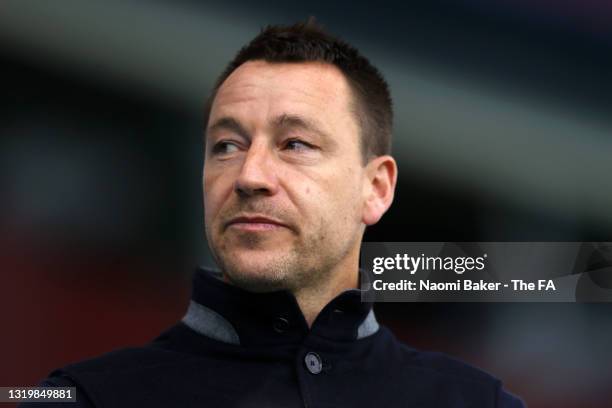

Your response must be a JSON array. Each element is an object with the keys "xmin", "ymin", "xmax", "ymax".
[{"xmin": 25, "ymin": 21, "xmax": 524, "ymax": 407}]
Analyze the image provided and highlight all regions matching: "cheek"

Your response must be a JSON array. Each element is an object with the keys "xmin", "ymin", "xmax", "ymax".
[
  {"xmin": 334, "ymin": 165, "xmax": 363, "ymax": 197},
  {"xmin": 203, "ymin": 169, "xmax": 230, "ymax": 221},
  {"xmin": 309, "ymin": 170, "xmax": 363, "ymax": 222}
]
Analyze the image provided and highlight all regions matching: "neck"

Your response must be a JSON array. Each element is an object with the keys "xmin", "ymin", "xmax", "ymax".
[
  {"xmin": 220, "ymin": 245, "xmax": 364, "ymax": 328},
  {"xmin": 221, "ymin": 263, "xmax": 360, "ymax": 328},
  {"xmin": 293, "ymin": 263, "xmax": 360, "ymax": 327}
]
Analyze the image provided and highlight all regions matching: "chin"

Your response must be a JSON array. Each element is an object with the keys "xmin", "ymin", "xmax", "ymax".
[{"xmin": 220, "ymin": 252, "xmax": 293, "ymax": 292}]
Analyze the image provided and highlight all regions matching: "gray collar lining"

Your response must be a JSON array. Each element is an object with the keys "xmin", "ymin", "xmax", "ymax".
[
  {"xmin": 182, "ymin": 300, "xmax": 241, "ymax": 345},
  {"xmin": 181, "ymin": 300, "xmax": 379, "ymax": 345},
  {"xmin": 357, "ymin": 309, "xmax": 379, "ymax": 339}
]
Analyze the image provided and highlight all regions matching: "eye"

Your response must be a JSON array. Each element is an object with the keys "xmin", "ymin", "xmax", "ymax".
[
  {"xmin": 284, "ymin": 139, "xmax": 314, "ymax": 151},
  {"xmin": 211, "ymin": 141, "xmax": 240, "ymax": 155}
]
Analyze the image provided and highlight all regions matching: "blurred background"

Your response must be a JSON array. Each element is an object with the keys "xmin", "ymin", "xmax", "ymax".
[{"xmin": 1, "ymin": 1, "xmax": 611, "ymax": 407}]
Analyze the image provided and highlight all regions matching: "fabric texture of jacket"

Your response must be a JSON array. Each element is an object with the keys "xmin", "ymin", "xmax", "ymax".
[{"xmin": 22, "ymin": 267, "xmax": 525, "ymax": 408}]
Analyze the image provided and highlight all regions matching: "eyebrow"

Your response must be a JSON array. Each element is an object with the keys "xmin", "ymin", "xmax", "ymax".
[
  {"xmin": 206, "ymin": 113, "xmax": 334, "ymax": 145},
  {"xmin": 207, "ymin": 117, "xmax": 250, "ymax": 140},
  {"xmin": 272, "ymin": 113, "xmax": 331, "ymax": 140}
]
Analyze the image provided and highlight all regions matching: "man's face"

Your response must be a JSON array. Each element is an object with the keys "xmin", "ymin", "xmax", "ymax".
[{"xmin": 203, "ymin": 60, "xmax": 368, "ymax": 292}]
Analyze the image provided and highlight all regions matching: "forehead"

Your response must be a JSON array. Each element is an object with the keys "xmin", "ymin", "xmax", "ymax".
[{"xmin": 210, "ymin": 60, "xmax": 356, "ymax": 134}]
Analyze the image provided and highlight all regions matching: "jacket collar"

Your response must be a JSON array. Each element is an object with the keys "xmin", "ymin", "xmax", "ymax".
[{"xmin": 182, "ymin": 266, "xmax": 378, "ymax": 347}]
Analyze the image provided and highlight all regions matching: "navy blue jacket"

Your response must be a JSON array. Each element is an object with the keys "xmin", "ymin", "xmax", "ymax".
[{"xmin": 23, "ymin": 267, "xmax": 524, "ymax": 407}]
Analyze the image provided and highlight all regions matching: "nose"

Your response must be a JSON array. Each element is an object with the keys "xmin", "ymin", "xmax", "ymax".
[{"xmin": 234, "ymin": 143, "xmax": 279, "ymax": 197}]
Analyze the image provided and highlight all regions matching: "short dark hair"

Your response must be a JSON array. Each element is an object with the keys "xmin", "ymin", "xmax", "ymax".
[{"xmin": 204, "ymin": 19, "xmax": 393, "ymax": 163}]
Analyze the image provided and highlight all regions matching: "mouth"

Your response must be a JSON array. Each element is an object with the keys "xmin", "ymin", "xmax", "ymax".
[{"xmin": 225, "ymin": 215, "xmax": 290, "ymax": 232}]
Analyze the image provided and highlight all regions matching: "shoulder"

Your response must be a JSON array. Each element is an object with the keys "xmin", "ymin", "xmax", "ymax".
[
  {"xmin": 404, "ymin": 346, "xmax": 524, "ymax": 407},
  {"xmin": 33, "ymin": 324, "xmax": 197, "ymax": 408},
  {"xmin": 375, "ymin": 327, "xmax": 525, "ymax": 407},
  {"xmin": 55, "ymin": 346, "xmax": 187, "ymax": 377},
  {"xmin": 401, "ymin": 345, "xmax": 498, "ymax": 384},
  {"xmin": 52, "ymin": 324, "xmax": 195, "ymax": 378},
  {"xmin": 375, "ymin": 326, "xmax": 497, "ymax": 383}
]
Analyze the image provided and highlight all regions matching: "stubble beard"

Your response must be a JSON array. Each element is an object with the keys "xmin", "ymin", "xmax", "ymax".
[{"xmin": 207, "ymin": 221, "xmax": 356, "ymax": 294}]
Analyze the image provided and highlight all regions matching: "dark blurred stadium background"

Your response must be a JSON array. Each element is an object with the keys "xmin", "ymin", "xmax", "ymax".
[{"xmin": 2, "ymin": 1, "xmax": 612, "ymax": 407}]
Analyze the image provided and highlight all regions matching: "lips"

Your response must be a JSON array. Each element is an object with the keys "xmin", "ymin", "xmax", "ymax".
[{"xmin": 225, "ymin": 215, "xmax": 290, "ymax": 231}]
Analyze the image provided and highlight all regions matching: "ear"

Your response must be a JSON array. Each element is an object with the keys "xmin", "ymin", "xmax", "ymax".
[{"xmin": 361, "ymin": 155, "xmax": 398, "ymax": 226}]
